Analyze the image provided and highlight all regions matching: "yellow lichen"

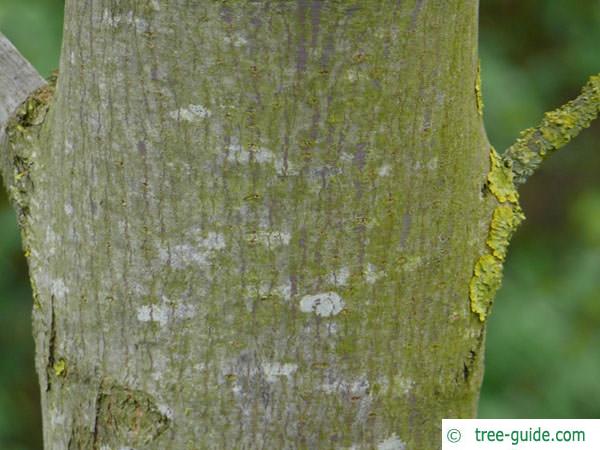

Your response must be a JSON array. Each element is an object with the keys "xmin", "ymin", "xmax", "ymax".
[
  {"xmin": 469, "ymin": 148, "xmax": 525, "ymax": 321},
  {"xmin": 471, "ymin": 74, "xmax": 600, "ymax": 320},
  {"xmin": 487, "ymin": 147, "xmax": 518, "ymax": 204},
  {"xmin": 503, "ymin": 73, "xmax": 600, "ymax": 186},
  {"xmin": 486, "ymin": 204, "xmax": 525, "ymax": 261},
  {"xmin": 475, "ymin": 61, "xmax": 484, "ymax": 116},
  {"xmin": 53, "ymin": 359, "xmax": 66, "ymax": 377},
  {"xmin": 469, "ymin": 255, "xmax": 503, "ymax": 322}
]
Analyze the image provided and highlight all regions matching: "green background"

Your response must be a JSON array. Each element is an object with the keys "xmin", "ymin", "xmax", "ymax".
[{"xmin": 0, "ymin": 1, "xmax": 599, "ymax": 448}]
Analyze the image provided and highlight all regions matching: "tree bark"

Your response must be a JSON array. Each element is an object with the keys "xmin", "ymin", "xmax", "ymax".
[{"xmin": 3, "ymin": 1, "xmax": 498, "ymax": 448}]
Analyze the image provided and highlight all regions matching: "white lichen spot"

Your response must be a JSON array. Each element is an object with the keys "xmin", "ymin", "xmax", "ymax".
[
  {"xmin": 340, "ymin": 152, "xmax": 354, "ymax": 163},
  {"xmin": 45, "ymin": 225, "xmax": 59, "ymax": 256},
  {"xmin": 327, "ymin": 266, "xmax": 350, "ymax": 286},
  {"xmin": 161, "ymin": 231, "xmax": 226, "ymax": 269},
  {"xmin": 413, "ymin": 157, "xmax": 438, "ymax": 171},
  {"xmin": 226, "ymin": 140, "xmax": 274, "ymax": 165},
  {"xmin": 299, "ymin": 292, "xmax": 344, "ymax": 317},
  {"xmin": 262, "ymin": 362, "xmax": 297, "ymax": 383},
  {"xmin": 64, "ymin": 203, "xmax": 74, "ymax": 216},
  {"xmin": 166, "ymin": 244, "xmax": 208, "ymax": 268},
  {"xmin": 255, "ymin": 149, "xmax": 274, "ymax": 163},
  {"xmin": 136, "ymin": 304, "xmax": 169, "ymax": 327},
  {"xmin": 137, "ymin": 305, "xmax": 154, "ymax": 322},
  {"xmin": 49, "ymin": 409, "xmax": 66, "ymax": 427},
  {"xmin": 274, "ymin": 158, "xmax": 299, "ymax": 176},
  {"xmin": 134, "ymin": 17, "xmax": 149, "ymax": 33},
  {"xmin": 427, "ymin": 157, "xmax": 439, "ymax": 170},
  {"xmin": 252, "ymin": 230, "xmax": 291, "ymax": 248},
  {"xmin": 101, "ymin": 9, "xmax": 115, "ymax": 26},
  {"xmin": 101, "ymin": 9, "xmax": 148, "ymax": 32},
  {"xmin": 151, "ymin": 353, "xmax": 169, "ymax": 381},
  {"xmin": 275, "ymin": 282, "xmax": 293, "ymax": 301},
  {"xmin": 200, "ymin": 231, "xmax": 226, "ymax": 250},
  {"xmin": 348, "ymin": 379, "xmax": 369, "ymax": 396},
  {"xmin": 377, "ymin": 434, "xmax": 406, "ymax": 450},
  {"xmin": 365, "ymin": 263, "xmax": 384, "ymax": 284},
  {"xmin": 193, "ymin": 362, "xmax": 207, "ymax": 373},
  {"xmin": 378, "ymin": 164, "xmax": 392, "ymax": 177},
  {"xmin": 225, "ymin": 142, "xmax": 244, "ymax": 163},
  {"xmin": 320, "ymin": 376, "xmax": 369, "ymax": 396},
  {"xmin": 224, "ymin": 35, "xmax": 248, "ymax": 47},
  {"xmin": 169, "ymin": 104, "xmax": 211, "ymax": 122},
  {"xmin": 400, "ymin": 255, "xmax": 423, "ymax": 272},
  {"xmin": 65, "ymin": 138, "xmax": 74, "ymax": 154},
  {"xmin": 130, "ymin": 281, "xmax": 149, "ymax": 297},
  {"xmin": 52, "ymin": 278, "xmax": 69, "ymax": 298},
  {"xmin": 244, "ymin": 282, "xmax": 270, "ymax": 300},
  {"xmin": 157, "ymin": 403, "xmax": 174, "ymax": 419},
  {"xmin": 137, "ymin": 297, "xmax": 196, "ymax": 326},
  {"xmin": 393, "ymin": 374, "xmax": 415, "ymax": 395},
  {"xmin": 175, "ymin": 303, "xmax": 196, "ymax": 320}
]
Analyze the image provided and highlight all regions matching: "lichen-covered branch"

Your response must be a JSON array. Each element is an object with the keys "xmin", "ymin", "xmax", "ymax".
[
  {"xmin": 0, "ymin": 33, "xmax": 46, "ymax": 144},
  {"xmin": 503, "ymin": 73, "xmax": 600, "ymax": 186},
  {"xmin": 470, "ymin": 73, "xmax": 600, "ymax": 322},
  {"xmin": 469, "ymin": 148, "xmax": 525, "ymax": 322}
]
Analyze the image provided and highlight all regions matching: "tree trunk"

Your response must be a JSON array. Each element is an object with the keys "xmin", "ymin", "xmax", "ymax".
[{"xmin": 4, "ymin": 1, "xmax": 496, "ymax": 448}]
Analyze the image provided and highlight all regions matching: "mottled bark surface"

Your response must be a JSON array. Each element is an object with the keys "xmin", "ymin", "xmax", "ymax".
[{"xmin": 3, "ymin": 1, "xmax": 495, "ymax": 449}]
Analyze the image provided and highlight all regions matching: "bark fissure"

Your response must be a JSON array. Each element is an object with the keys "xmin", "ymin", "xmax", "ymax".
[{"xmin": 46, "ymin": 295, "xmax": 57, "ymax": 392}]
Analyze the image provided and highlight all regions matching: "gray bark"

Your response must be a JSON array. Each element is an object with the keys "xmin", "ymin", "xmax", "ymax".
[
  {"xmin": 0, "ymin": 34, "xmax": 45, "ymax": 142},
  {"xmin": 2, "ymin": 1, "xmax": 497, "ymax": 449}
]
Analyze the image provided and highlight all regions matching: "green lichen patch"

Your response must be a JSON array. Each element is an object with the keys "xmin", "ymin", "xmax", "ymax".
[
  {"xmin": 469, "ymin": 254, "xmax": 503, "ymax": 322},
  {"xmin": 503, "ymin": 73, "xmax": 600, "ymax": 186},
  {"xmin": 486, "ymin": 204, "xmax": 525, "ymax": 261},
  {"xmin": 487, "ymin": 147, "xmax": 518, "ymax": 204}
]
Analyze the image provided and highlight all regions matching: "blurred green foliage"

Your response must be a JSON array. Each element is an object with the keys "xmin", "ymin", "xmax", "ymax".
[
  {"xmin": 0, "ymin": 1, "xmax": 598, "ymax": 448},
  {"xmin": 479, "ymin": 0, "xmax": 600, "ymax": 418},
  {"xmin": 0, "ymin": 0, "xmax": 63, "ymax": 78}
]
